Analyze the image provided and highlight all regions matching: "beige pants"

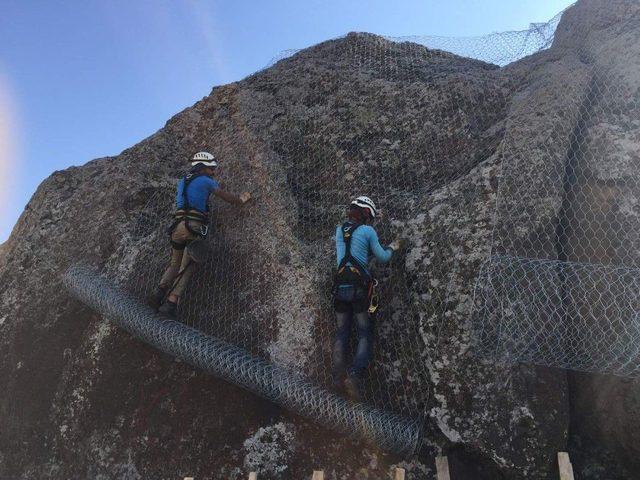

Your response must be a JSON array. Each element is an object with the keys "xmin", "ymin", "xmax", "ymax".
[{"xmin": 159, "ymin": 220, "xmax": 202, "ymax": 298}]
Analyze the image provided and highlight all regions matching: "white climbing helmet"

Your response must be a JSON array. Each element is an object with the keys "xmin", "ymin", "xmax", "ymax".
[
  {"xmin": 191, "ymin": 151, "xmax": 218, "ymax": 167},
  {"xmin": 351, "ymin": 196, "xmax": 378, "ymax": 219}
]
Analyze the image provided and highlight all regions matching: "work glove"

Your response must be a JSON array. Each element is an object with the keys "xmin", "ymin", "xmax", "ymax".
[
  {"xmin": 239, "ymin": 192, "xmax": 252, "ymax": 204},
  {"xmin": 388, "ymin": 238, "xmax": 404, "ymax": 252}
]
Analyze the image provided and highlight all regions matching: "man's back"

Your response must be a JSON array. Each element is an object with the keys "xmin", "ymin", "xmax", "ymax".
[{"xmin": 176, "ymin": 175, "xmax": 220, "ymax": 212}]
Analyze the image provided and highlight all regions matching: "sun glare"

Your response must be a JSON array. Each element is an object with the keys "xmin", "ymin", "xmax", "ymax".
[{"xmin": 0, "ymin": 74, "xmax": 19, "ymax": 236}]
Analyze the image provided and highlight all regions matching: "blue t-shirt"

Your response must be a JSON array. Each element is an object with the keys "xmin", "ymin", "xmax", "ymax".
[
  {"xmin": 176, "ymin": 175, "xmax": 220, "ymax": 213},
  {"xmin": 335, "ymin": 223, "xmax": 393, "ymax": 274}
]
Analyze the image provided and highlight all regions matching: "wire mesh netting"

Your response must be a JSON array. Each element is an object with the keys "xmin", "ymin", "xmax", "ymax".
[
  {"xmin": 266, "ymin": 11, "xmax": 562, "ymax": 68},
  {"xmin": 113, "ymin": 31, "xmax": 534, "ymax": 429},
  {"xmin": 471, "ymin": 28, "xmax": 640, "ymax": 376},
  {"xmin": 54, "ymin": 4, "xmax": 640, "ymax": 453},
  {"xmin": 474, "ymin": 256, "xmax": 640, "ymax": 376}
]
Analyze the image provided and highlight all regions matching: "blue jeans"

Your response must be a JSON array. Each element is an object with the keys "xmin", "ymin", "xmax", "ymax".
[{"xmin": 332, "ymin": 309, "xmax": 373, "ymax": 378}]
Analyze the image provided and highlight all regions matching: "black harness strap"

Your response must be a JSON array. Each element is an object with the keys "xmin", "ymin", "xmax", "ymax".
[
  {"xmin": 181, "ymin": 172, "xmax": 208, "ymax": 213},
  {"xmin": 333, "ymin": 221, "xmax": 373, "ymax": 305},
  {"xmin": 170, "ymin": 240, "xmax": 187, "ymax": 250},
  {"xmin": 337, "ymin": 222, "xmax": 369, "ymax": 279},
  {"xmin": 174, "ymin": 209, "xmax": 207, "ymax": 222}
]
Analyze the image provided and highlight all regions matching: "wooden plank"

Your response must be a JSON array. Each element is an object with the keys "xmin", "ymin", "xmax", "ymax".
[
  {"xmin": 436, "ymin": 456, "xmax": 451, "ymax": 480},
  {"xmin": 395, "ymin": 467, "xmax": 406, "ymax": 480},
  {"xmin": 248, "ymin": 473, "xmax": 258, "ymax": 480},
  {"xmin": 311, "ymin": 471, "xmax": 324, "ymax": 480},
  {"xmin": 558, "ymin": 452, "xmax": 575, "ymax": 480}
]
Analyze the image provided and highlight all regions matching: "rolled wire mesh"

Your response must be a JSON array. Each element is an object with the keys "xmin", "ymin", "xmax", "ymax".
[{"xmin": 63, "ymin": 264, "xmax": 422, "ymax": 455}]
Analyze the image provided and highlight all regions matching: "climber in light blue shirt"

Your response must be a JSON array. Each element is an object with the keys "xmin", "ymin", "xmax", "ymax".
[
  {"xmin": 331, "ymin": 195, "xmax": 402, "ymax": 401},
  {"xmin": 335, "ymin": 223, "xmax": 393, "ymax": 273}
]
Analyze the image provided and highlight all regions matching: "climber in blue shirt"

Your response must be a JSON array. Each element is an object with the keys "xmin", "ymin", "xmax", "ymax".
[
  {"xmin": 152, "ymin": 151, "xmax": 251, "ymax": 318},
  {"xmin": 335, "ymin": 222, "xmax": 393, "ymax": 272},
  {"xmin": 332, "ymin": 196, "xmax": 402, "ymax": 401}
]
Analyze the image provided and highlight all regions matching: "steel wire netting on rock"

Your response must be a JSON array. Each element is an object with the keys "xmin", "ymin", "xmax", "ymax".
[
  {"xmin": 58, "ymin": 6, "xmax": 640, "ymax": 453},
  {"xmin": 472, "ymin": 63, "xmax": 640, "ymax": 376}
]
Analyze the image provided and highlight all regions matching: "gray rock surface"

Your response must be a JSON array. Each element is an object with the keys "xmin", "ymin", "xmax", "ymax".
[{"xmin": 0, "ymin": 0, "xmax": 639, "ymax": 478}]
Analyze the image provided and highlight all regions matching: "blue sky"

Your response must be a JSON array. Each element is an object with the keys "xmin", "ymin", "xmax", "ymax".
[{"xmin": 0, "ymin": 0, "xmax": 574, "ymax": 242}]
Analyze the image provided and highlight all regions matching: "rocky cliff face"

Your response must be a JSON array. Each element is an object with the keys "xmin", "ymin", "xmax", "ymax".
[{"xmin": 1, "ymin": 1, "xmax": 639, "ymax": 478}]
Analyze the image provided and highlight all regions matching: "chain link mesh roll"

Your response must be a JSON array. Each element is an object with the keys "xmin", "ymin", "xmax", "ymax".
[{"xmin": 63, "ymin": 265, "xmax": 422, "ymax": 455}]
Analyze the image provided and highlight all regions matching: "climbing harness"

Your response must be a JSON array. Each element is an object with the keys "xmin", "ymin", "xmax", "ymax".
[
  {"xmin": 170, "ymin": 210, "xmax": 209, "ymax": 238},
  {"xmin": 333, "ymin": 222, "xmax": 373, "ymax": 302},
  {"xmin": 168, "ymin": 171, "xmax": 210, "ymax": 244},
  {"xmin": 368, "ymin": 279, "xmax": 380, "ymax": 314}
]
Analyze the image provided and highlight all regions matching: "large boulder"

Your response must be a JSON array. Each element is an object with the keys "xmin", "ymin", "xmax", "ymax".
[{"xmin": 1, "ymin": 1, "xmax": 638, "ymax": 478}]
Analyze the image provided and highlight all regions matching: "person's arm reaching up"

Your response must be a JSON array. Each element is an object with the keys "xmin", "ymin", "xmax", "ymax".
[
  {"xmin": 388, "ymin": 239, "xmax": 404, "ymax": 252},
  {"xmin": 213, "ymin": 189, "xmax": 251, "ymax": 206},
  {"xmin": 366, "ymin": 227, "xmax": 393, "ymax": 264}
]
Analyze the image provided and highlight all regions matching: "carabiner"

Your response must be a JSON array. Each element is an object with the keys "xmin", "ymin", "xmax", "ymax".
[{"xmin": 368, "ymin": 294, "xmax": 379, "ymax": 314}]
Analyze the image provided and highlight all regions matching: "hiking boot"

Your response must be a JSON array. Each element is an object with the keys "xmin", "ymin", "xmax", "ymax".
[
  {"xmin": 158, "ymin": 300, "xmax": 178, "ymax": 319},
  {"xmin": 344, "ymin": 375, "xmax": 362, "ymax": 402},
  {"xmin": 148, "ymin": 287, "xmax": 167, "ymax": 311}
]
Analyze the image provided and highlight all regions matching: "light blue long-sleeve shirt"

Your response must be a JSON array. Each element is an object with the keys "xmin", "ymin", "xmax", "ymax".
[{"xmin": 335, "ymin": 223, "xmax": 393, "ymax": 273}]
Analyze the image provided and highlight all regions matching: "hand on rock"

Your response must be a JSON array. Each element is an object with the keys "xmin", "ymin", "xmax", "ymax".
[
  {"xmin": 389, "ymin": 238, "xmax": 404, "ymax": 252},
  {"xmin": 239, "ymin": 192, "xmax": 252, "ymax": 204}
]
